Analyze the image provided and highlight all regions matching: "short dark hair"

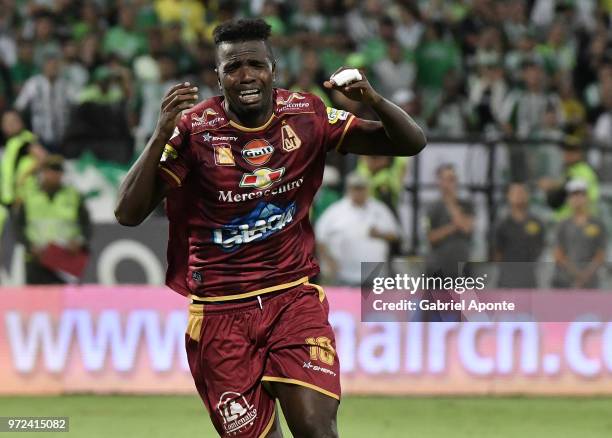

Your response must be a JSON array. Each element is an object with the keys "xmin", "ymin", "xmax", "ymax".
[{"xmin": 213, "ymin": 18, "xmax": 272, "ymax": 46}]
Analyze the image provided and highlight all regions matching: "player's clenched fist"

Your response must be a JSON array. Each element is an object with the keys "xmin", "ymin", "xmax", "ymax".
[
  {"xmin": 323, "ymin": 67, "xmax": 382, "ymax": 106},
  {"xmin": 155, "ymin": 82, "xmax": 199, "ymax": 141}
]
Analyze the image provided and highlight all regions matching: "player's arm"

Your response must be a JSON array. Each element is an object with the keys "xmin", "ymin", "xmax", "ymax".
[
  {"xmin": 114, "ymin": 83, "xmax": 198, "ymax": 226},
  {"xmin": 323, "ymin": 68, "xmax": 426, "ymax": 156}
]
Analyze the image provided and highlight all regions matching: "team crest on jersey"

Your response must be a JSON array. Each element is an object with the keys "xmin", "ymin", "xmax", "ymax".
[
  {"xmin": 214, "ymin": 144, "xmax": 235, "ymax": 166},
  {"xmin": 242, "ymin": 139, "xmax": 274, "ymax": 166},
  {"xmin": 240, "ymin": 167, "xmax": 285, "ymax": 189},
  {"xmin": 216, "ymin": 391, "xmax": 257, "ymax": 435},
  {"xmin": 326, "ymin": 107, "xmax": 349, "ymax": 125},
  {"xmin": 281, "ymin": 122, "xmax": 302, "ymax": 152}
]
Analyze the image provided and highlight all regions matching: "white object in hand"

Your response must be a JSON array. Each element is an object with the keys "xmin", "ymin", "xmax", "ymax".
[{"xmin": 330, "ymin": 69, "xmax": 362, "ymax": 86}]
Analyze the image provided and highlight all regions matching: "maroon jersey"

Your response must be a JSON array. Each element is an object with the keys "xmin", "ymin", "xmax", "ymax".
[{"xmin": 158, "ymin": 89, "xmax": 359, "ymax": 300}]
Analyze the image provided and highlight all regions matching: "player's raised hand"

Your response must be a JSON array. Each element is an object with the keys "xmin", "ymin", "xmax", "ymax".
[
  {"xmin": 323, "ymin": 67, "xmax": 382, "ymax": 106},
  {"xmin": 156, "ymin": 82, "xmax": 199, "ymax": 141}
]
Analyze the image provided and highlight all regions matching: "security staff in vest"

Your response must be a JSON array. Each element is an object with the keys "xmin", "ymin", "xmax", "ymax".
[
  {"xmin": 14, "ymin": 154, "xmax": 91, "ymax": 284},
  {"xmin": 0, "ymin": 110, "xmax": 46, "ymax": 236}
]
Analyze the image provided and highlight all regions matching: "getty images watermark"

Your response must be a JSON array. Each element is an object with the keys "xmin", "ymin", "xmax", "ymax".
[{"xmin": 360, "ymin": 262, "xmax": 612, "ymax": 322}]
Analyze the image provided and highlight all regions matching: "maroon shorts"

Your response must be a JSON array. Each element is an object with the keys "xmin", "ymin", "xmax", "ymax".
[{"xmin": 185, "ymin": 282, "xmax": 340, "ymax": 437}]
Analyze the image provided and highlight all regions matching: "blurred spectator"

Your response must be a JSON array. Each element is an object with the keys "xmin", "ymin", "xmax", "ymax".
[
  {"xmin": 134, "ymin": 53, "xmax": 180, "ymax": 151},
  {"xmin": 345, "ymin": 0, "xmax": 383, "ymax": 44},
  {"xmin": 536, "ymin": 20, "xmax": 577, "ymax": 80},
  {"xmin": 78, "ymin": 66, "xmax": 124, "ymax": 104},
  {"xmin": 71, "ymin": 2, "xmax": 107, "ymax": 41},
  {"xmin": 504, "ymin": 31, "xmax": 539, "ymax": 84},
  {"xmin": 14, "ymin": 155, "xmax": 91, "ymax": 285},
  {"xmin": 528, "ymin": 104, "xmax": 564, "ymax": 178},
  {"xmin": 415, "ymin": 21, "xmax": 461, "ymax": 112},
  {"xmin": 500, "ymin": 60, "xmax": 561, "ymax": 138},
  {"xmin": 61, "ymin": 38, "xmax": 89, "ymax": 96},
  {"xmin": 558, "ymin": 77, "xmax": 587, "ymax": 138},
  {"xmin": 500, "ymin": 0, "xmax": 529, "ymax": 44},
  {"xmin": 492, "ymin": 183, "xmax": 544, "ymax": 288},
  {"xmin": 9, "ymin": 38, "xmax": 37, "ymax": 98},
  {"xmin": 64, "ymin": 66, "xmax": 133, "ymax": 163},
  {"xmin": 457, "ymin": 0, "xmax": 497, "ymax": 56},
  {"xmin": 102, "ymin": 4, "xmax": 147, "ymax": 62},
  {"xmin": 14, "ymin": 52, "xmax": 75, "ymax": 151},
  {"xmin": 291, "ymin": 0, "xmax": 327, "ymax": 35},
  {"xmin": 592, "ymin": 76, "xmax": 612, "ymax": 146},
  {"xmin": 394, "ymin": 4, "xmax": 423, "ymax": 50},
  {"xmin": 316, "ymin": 172, "xmax": 400, "ymax": 286},
  {"xmin": 356, "ymin": 155, "xmax": 407, "ymax": 217},
  {"xmin": 552, "ymin": 179, "xmax": 606, "ymax": 289},
  {"xmin": 539, "ymin": 139, "xmax": 599, "ymax": 220},
  {"xmin": 31, "ymin": 11, "xmax": 61, "ymax": 67},
  {"xmin": 311, "ymin": 165, "xmax": 342, "ymax": 224},
  {"xmin": 1, "ymin": 110, "xmax": 45, "ymax": 207},
  {"xmin": 468, "ymin": 53, "xmax": 508, "ymax": 134},
  {"xmin": 428, "ymin": 71, "xmax": 471, "ymax": 137},
  {"xmin": 425, "ymin": 164, "xmax": 474, "ymax": 278},
  {"xmin": 373, "ymin": 40, "xmax": 415, "ymax": 98},
  {"xmin": 154, "ymin": 0, "xmax": 205, "ymax": 42}
]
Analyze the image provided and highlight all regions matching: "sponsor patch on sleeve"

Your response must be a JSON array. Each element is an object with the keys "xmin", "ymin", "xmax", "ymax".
[
  {"xmin": 161, "ymin": 144, "xmax": 178, "ymax": 162},
  {"xmin": 326, "ymin": 107, "xmax": 349, "ymax": 125}
]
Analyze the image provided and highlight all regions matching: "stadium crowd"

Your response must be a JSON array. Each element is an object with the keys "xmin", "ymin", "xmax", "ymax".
[{"xmin": 1, "ymin": 0, "xmax": 612, "ymax": 286}]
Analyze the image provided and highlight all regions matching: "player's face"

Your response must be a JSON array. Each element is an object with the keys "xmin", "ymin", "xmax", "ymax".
[{"xmin": 216, "ymin": 40, "xmax": 275, "ymax": 117}]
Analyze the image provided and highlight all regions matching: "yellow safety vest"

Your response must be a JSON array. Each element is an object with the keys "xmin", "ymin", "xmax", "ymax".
[{"xmin": 24, "ymin": 185, "xmax": 82, "ymax": 249}]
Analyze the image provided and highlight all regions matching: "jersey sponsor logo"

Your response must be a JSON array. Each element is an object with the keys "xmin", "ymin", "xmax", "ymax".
[
  {"xmin": 241, "ymin": 139, "xmax": 274, "ymax": 165},
  {"xmin": 302, "ymin": 361, "xmax": 337, "ymax": 377},
  {"xmin": 191, "ymin": 108, "xmax": 225, "ymax": 128},
  {"xmin": 203, "ymin": 132, "xmax": 238, "ymax": 142},
  {"xmin": 213, "ymin": 201, "xmax": 297, "ymax": 251},
  {"xmin": 239, "ymin": 167, "xmax": 285, "ymax": 189},
  {"xmin": 216, "ymin": 391, "xmax": 257, "ymax": 434},
  {"xmin": 276, "ymin": 92, "xmax": 310, "ymax": 112},
  {"xmin": 281, "ymin": 123, "xmax": 301, "ymax": 152},
  {"xmin": 218, "ymin": 177, "xmax": 304, "ymax": 203},
  {"xmin": 160, "ymin": 144, "xmax": 178, "ymax": 162},
  {"xmin": 326, "ymin": 107, "xmax": 349, "ymax": 124},
  {"xmin": 276, "ymin": 92, "xmax": 306, "ymax": 105},
  {"xmin": 214, "ymin": 144, "xmax": 235, "ymax": 166}
]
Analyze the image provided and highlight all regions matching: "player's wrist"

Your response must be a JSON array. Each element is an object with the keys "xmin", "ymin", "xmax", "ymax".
[{"xmin": 367, "ymin": 91, "xmax": 384, "ymax": 107}]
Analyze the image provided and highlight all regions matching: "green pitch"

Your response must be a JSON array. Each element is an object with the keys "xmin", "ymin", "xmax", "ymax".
[{"xmin": 1, "ymin": 395, "xmax": 611, "ymax": 437}]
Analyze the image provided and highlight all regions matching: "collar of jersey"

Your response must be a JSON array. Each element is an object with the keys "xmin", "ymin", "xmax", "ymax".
[{"xmin": 228, "ymin": 113, "xmax": 276, "ymax": 132}]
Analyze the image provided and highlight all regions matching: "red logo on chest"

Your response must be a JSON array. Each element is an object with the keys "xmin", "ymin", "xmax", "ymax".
[{"xmin": 241, "ymin": 139, "xmax": 275, "ymax": 166}]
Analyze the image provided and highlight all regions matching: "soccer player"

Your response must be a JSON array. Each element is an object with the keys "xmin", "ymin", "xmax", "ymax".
[{"xmin": 115, "ymin": 18, "xmax": 425, "ymax": 438}]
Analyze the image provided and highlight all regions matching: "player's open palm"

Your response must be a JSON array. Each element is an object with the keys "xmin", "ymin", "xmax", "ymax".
[
  {"xmin": 323, "ymin": 67, "xmax": 381, "ymax": 105},
  {"xmin": 156, "ymin": 82, "xmax": 199, "ymax": 141}
]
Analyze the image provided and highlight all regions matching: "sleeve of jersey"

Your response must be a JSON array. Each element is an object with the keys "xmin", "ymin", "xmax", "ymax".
[
  {"xmin": 319, "ymin": 100, "xmax": 361, "ymax": 154},
  {"xmin": 157, "ymin": 118, "xmax": 191, "ymax": 188}
]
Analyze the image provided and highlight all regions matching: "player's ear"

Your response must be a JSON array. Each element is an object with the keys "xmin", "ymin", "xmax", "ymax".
[{"xmin": 271, "ymin": 60, "xmax": 277, "ymax": 82}]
